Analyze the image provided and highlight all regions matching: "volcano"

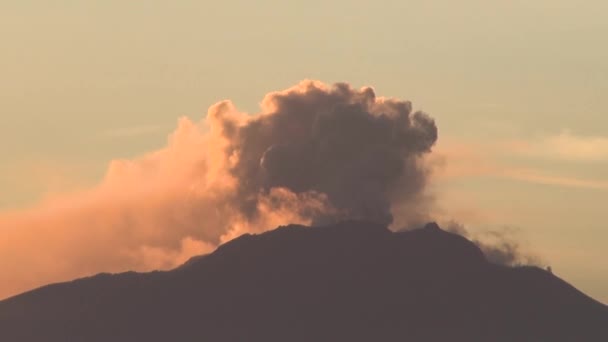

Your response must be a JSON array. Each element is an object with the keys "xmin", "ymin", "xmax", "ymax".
[{"xmin": 0, "ymin": 221, "xmax": 606, "ymax": 341}]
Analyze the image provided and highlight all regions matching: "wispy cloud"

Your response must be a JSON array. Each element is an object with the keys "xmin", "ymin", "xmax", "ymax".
[
  {"xmin": 498, "ymin": 167, "xmax": 608, "ymax": 190},
  {"xmin": 506, "ymin": 131, "xmax": 608, "ymax": 162},
  {"xmin": 432, "ymin": 139, "xmax": 608, "ymax": 191}
]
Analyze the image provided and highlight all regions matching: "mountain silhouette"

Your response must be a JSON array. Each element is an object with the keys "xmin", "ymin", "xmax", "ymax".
[{"xmin": 1, "ymin": 221, "xmax": 606, "ymax": 341}]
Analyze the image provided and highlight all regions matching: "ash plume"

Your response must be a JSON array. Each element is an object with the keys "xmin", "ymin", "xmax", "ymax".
[
  {"xmin": 0, "ymin": 81, "xmax": 438, "ymax": 299},
  {"xmin": 217, "ymin": 81, "xmax": 438, "ymax": 225}
]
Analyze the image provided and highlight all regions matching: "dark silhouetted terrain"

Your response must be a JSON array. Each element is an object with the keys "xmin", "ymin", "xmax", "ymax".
[{"xmin": 1, "ymin": 221, "xmax": 606, "ymax": 341}]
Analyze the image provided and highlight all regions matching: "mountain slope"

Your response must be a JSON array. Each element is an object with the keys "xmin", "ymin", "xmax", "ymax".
[{"xmin": 1, "ymin": 221, "xmax": 606, "ymax": 341}]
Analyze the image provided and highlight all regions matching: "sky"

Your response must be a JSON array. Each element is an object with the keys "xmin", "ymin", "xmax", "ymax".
[{"xmin": 1, "ymin": 1, "xmax": 607, "ymax": 302}]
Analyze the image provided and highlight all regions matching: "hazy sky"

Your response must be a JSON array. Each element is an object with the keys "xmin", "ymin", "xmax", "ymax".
[{"xmin": 1, "ymin": 1, "xmax": 607, "ymax": 302}]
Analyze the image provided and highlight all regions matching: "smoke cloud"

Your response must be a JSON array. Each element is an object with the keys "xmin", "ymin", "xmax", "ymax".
[
  {"xmin": 0, "ymin": 81, "xmax": 438, "ymax": 299},
  {"xmin": 222, "ymin": 81, "xmax": 437, "ymax": 225}
]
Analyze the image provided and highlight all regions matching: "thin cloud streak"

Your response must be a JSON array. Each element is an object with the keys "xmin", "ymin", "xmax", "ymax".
[
  {"xmin": 500, "ymin": 167, "xmax": 608, "ymax": 191},
  {"xmin": 506, "ymin": 131, "xmax": 608, "ymax": 162},
  {"xmin": 433, "ymin": 140, "xmax": 608, "ymax": 191}
]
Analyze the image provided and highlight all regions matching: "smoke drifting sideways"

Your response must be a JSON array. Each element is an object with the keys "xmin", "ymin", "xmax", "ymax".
[
  {"xmin": 0, "ymin": 81, "xmax": 440, "ymax": 299},
  {"xmin": 444, "ymin": 221, "xmax": 540, "ymax": 267}
]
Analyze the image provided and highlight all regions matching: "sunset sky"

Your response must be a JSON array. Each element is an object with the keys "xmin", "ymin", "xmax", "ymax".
[{"xmin": 1, "ymin": 1, "xmax": 607, "ymax": 302}]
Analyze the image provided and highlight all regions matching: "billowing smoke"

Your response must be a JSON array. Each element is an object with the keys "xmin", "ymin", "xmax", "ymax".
[
  {"xmin": 0, "ymin": 81, "xmax": 438, "ymax": 299},
  {"xmin": 219, "ymin": 81, "xmax": 437, "ymax": 225}
]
